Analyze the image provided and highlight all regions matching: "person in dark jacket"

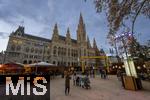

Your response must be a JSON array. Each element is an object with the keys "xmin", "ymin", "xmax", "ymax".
[
  {"xmin": 117, "ymin": 69, "xmax": 121, "ymax": 81},
  {"xmin": 65, "ymin": 74, "xmax": 71, "ymax": 95}
]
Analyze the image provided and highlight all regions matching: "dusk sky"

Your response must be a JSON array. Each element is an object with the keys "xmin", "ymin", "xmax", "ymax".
[{"xmin": 0, "ymin": 0, "xmax": 150, "ymax": 53}]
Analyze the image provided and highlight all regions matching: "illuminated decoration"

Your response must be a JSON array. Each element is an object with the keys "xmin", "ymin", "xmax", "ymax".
[
  {"xmin": 122, "ymin": 65, "xmax": 125, "ymax": 68},
  {"xmin": 115, "ymin": 32, "xmax": 137, "ymax": 78},
  {"xmin": 115, "ymin": 65, "xmax": 118, "ymax": 68},
  {"xmin": 114, "ymin": 32, "xmax": 133, "ymax": 46},
  {"xmin": 137, "ymin": 66, "xmax": 141, "ymax": 70},
  {"xmin": 80, "ymin": 56, "xmax": 109, "ymax": 73},
  {"xmin": 143, "ymin": 64, "xmax": 146, "ymax": 68}
]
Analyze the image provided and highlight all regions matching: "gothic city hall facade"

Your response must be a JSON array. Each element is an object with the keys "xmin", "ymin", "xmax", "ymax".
[{"xmin": 5, "ymin": 14, "xmax": 101, "ymax": 67}]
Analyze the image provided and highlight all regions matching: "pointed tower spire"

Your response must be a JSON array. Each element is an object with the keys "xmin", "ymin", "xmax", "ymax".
[
  {"xmin": 93, "ymin": 38, "xmax": 97, "ymax": 49},
  {"xmin": 52, "ymin": 23, "xmax": 59, "ymax": 41},
  {"xmin": 67, "ymin": 27, "xmax": 70, "ymax": 34},
  {"xmin": 12, "ymin": 25, "xmax": 24, "ymax": 36},
  {"xmin": 66, "ymin": 27, "xmax": 71, "ymax": 43},
  {"xmin": 87, "ymin": 35, "xmax": 91, "ymax": 48},
  {"xmin": 53, "ymin": 23, "xmax": 59, "ymax": 35},
  {"xmin": 54, "ymin": 23, "xmax": 57, "ymax": 28},
  {"xmin": 77, "ymin": 12, "xmax": 86, "ymax": 43},
  {"xmin": 66, "ymin": 27, "xmax": 71, "ymax": 38},
  {"xmin": 79, "ymin": 12, "xmax": 84, "ymax": 25}
]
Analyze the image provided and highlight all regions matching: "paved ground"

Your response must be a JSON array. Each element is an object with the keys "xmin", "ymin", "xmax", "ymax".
[{"xmin": 51, "ymin": 75, "xmax": 150, "ymax": 100}]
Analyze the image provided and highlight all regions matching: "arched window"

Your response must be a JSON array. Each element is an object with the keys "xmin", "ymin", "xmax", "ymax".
[
  {"xmin": 68, "ymin": 62, "xmax": 70, "ymax": 66},
  {"xmin": 23, "ymin": 60, "xmax": 27, "ymax": 64},
  {"xmin": 29, "ymin": 60, "xmax": 32, "ymax": 64},
  {"xmin": 39, "ymin": 49, "xmax": 42, "ymax": 54},
  {"xmin": 58, "ymin": 47, "xmax": 61, "ymax": 56},
  {"xmin": 11, "ymin": 45, "xmax": 15, "ymax": 51},
  {"xmin": 53, "ymin": 61, "xmax": 56, "ymax": 64},
  {"xmin": 17, "ymin": 46, "xmax": 21, "ymax": 51},
  {"xmin": 64, "ymin": 48, "xmax": 66, "ymax": 56},
  {"xmin": 61, "ymin": 61, "xmax": 63, "ymax": 65},
  {"xmin": 64, "ymin": 62, "xmax": 66, "ymax": 66},
  {"xmin": 71, "ymin": 49, "xmax": 74, "ymax": 57},
  {"xmin": 35, "ymin": 48, "xmax": 38, "ymax": 53},
  {"xmin": 31, "ymin": 48, "xmax": 34, "ymax": 53},
  {"xmin": 68, "ymin": 48, "xmax": 70, "ymax": 57},
  {"xmin": 25, "ymin": 47, "xmax": 29, "ymax": 52},
  {"xmin": 73, "ymin": 49, "xmax": 75, "ymax": 57},
  {"xmin": 75, "ymin": 50, "xmax": 78, "ymax": 57},
  {"xmin": 61, "ymin": 47, "xmax": 63, "ymax": 55},
  {"xmin": 53, "ymin": 46, "xmax": 57, "ymax": 55},
  {"xmin": 47, "ymin": 51, "xmax": 50, "ymax": 55},
  {"xmin": 46, "ymin": 61, "xmax": 49, "ymax": 63},
  {"xmin": 62, "ymin": 48, "xmax": 64, "ymax": 55}
]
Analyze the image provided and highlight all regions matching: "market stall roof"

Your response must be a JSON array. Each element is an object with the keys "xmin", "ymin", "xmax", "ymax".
[
  {"xmin": 29, "ymin": 62, "xmax": 55, "ymax": 67},
  {"xmin": 3, "ymin": 62, "xmax": 24, "ymax": 67},
  {"xmin": 1, "ymin": 62, "xmax": 24, "ymax": 70},
  {"xmin": 15, "ymin": 62, "xmax": 24, "ymax": 66}
]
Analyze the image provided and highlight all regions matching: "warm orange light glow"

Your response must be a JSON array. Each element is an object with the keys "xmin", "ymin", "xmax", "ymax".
[{"xmin": 0, "ymin": 64, "xmax": 2, "ymax": 68}]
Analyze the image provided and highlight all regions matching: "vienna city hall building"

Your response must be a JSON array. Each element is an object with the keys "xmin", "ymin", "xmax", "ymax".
[{"xmin": 5, "ymin": 14, "xmax": 102, "ymax": 67}]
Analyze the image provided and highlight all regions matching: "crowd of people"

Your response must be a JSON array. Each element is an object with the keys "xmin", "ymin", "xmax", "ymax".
[
  {"xmin": 73, "ymin": 73, "xmax": 91, "ymax": 89},
  {"xmin": 65, "ymin": 71, "xmax": 91, "ymax": 95},
  {"xmin": 64, "ymin": 67, "xmax": 109, "ymax": 96}
]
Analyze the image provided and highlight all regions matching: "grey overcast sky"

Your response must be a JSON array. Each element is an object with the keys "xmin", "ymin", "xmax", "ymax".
[{"xmin": 0, "ymin": 0, "xmax": 150, "ymax": 53}]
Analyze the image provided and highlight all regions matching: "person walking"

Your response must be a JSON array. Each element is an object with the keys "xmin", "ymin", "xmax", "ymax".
[
  {"xmin": 76, "ymin": 76, "xmax": 80, "ymax": 86},
  {"xmin": 101, "ymin": 69, "xmax": 104, "ymax": 79},
  {"xmin": 84, "ymin": 74, "xmax": 91, "ymax": 89},
  {"xmin": 99, "ymin": 68, "xmax": 103, "ymax": 79},
  {"xmin": 103, "ymin": 69, "xmax": 107, "ymax": 79},
  {"xmin": 73, "ymin": 73, "xmax": 77, "ymax": 86},
  {"xmin": 117, "ymin": 69, "xmax": 121, "ymax": 81},
  {"xmin": 105, "ymin": 69, "xmax": 108, "ymax": 79},
  {"xmin": 81, "ymin": 73, "xmax": 85, "ymax": 88},
  {"xmin": 65, "ymin": 74, "xmax": 71, "ymax": 95}
]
